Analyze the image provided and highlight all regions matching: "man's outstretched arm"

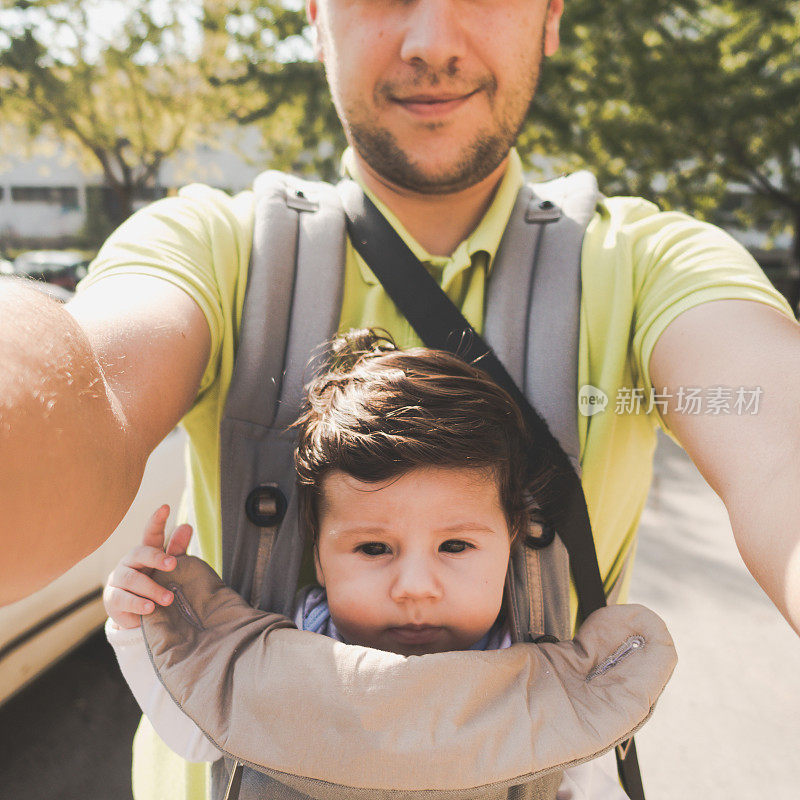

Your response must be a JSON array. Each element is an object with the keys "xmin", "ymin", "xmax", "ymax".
[
  {"xmin": 0, "ymin": 275, "xmax": 210, "ymax": 605},
  {"xmin": 650, "ymin": 299, "xmax": 800, "ymax": 635}
]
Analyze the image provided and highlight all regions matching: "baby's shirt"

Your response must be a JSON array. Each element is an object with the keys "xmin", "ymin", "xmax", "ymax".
[
  {"xmin": 106, "ymin": 590, "xmax": 626, "ymax": 799},
  {"xmin": 295, "ymin": 585, "xmax": 512, "ymax": 649}
]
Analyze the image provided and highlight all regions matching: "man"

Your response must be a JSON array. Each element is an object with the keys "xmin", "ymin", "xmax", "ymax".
[{"xmin": 1, "ymin": 0, "xmax": 798, "ymax": 798}]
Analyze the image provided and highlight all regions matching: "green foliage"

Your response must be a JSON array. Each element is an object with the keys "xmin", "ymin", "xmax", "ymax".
[
  {"xmin": 522, "ymin": 0, "xmax": 800, "ymax": 257},
  {"xmin": 199, "ymin": 0, "xmax": 344, "ymax": 180},
  {"xmin": 3, "ymin": 0, "xmax": 797, "ymax": 256},
  {"xmin": 0, "ymin": 0, "xmax": 228, "ymax": 231}
]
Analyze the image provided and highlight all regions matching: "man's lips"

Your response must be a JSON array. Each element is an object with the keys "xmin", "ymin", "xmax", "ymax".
[
  {"xmin": 387, "ymin": 624, "xmax": 445, "ymax": 644},
  {"xmin": 391, "ymin": 90, "xmax": 479, "ymax": 118}
]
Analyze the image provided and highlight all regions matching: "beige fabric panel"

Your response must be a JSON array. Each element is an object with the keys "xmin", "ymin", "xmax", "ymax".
[{"xmin": 143, "ymin": 557, "xmax": 676, "ymax": 794}]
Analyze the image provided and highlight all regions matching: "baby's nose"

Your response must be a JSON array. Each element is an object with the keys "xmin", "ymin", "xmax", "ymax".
[{"xmin": 390, "ymin": 556, "xmax": 444, "ymax": 602}]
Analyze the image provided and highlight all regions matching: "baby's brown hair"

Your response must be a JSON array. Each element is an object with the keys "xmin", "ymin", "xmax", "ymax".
[{"xmin": 294, "ymin": 329, "xmax": 551, "ymax": 546}]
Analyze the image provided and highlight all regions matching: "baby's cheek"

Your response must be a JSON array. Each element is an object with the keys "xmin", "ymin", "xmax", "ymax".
[{"xmin": 326, "ymin": 588, "xmax": 383, "ymax": 641}]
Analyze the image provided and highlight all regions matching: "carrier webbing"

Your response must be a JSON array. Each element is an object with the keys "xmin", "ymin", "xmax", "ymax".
[{"xmin": 219, "ymin": 174, "xmax": 346, "ymax": 611}]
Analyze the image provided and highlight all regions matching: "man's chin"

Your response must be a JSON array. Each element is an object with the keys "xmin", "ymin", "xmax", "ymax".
[{"xmin": 350, "ymin": 125, "xmax": 512, "ymax": 195}]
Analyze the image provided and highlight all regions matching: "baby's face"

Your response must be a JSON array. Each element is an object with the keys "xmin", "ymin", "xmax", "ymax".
[{"xmin": 314, "ymin": 466, "xmax": 511, "ymax": 656}]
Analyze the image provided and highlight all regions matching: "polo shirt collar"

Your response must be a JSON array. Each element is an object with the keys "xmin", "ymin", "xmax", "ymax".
[{"xmin": 341, "ymin": 148, "xmax": 524, "ymax": 290}]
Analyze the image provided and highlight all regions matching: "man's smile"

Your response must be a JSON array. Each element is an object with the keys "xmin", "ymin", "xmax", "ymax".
[{"xmin": 389, "ymin": 88, "xmax": 481, "ymax": 119}]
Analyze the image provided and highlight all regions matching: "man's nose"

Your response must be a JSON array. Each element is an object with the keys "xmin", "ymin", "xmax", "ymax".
[
  {"xmin": 399, "ymin": 0, "xmax": 467, "ymax": 74},
  {"xmin": 390, "ymin": 555, "xmax": 444, "ymax": 602}
]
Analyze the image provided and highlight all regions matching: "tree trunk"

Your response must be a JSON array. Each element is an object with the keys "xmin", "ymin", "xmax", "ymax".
[{"xmin": 106, "ymin": 182, "xmax": 135, "ymax": 230}]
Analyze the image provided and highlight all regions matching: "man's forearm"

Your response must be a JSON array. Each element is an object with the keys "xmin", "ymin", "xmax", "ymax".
[
  {"xmin": 726, "ymin": 462, "xmax": 800, "ymax": 637},
  {"xmin": 0, "ymin": 281, "xmax": 146, "ymax": 604}
]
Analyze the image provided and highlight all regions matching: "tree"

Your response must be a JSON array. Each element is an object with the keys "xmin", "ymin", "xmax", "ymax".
[
  {"xmin": 0, "ymin": 0, "xmax": 230, "ymax": 236},
  {"xmin": 522, "ymin": 0, "xmax": 800, "ymax": 263},
  {"xmin": 198, "ymin": 0, "xmax": 344, "ymax": 181}
]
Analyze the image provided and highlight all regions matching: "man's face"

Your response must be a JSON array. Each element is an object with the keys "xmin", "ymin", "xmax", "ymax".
[
  {"xmin": 307, "ymin": 0, "xmax": 563, "ymax": 194},
  {"xmin": 314, "ymin": 466, "xmax": 512, "ymax": 656}
]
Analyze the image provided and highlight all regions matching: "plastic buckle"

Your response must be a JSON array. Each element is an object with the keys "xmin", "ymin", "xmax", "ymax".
[
  {"xmin": 525, "ymin": 198, "xmax": 562, "ymax": 223},
  {"xmin": 245, "ymin": 484, "xmax": 288, "ymax": 527},
  {"xmin": 524, "ymin": 523, "xmax": 556, "ymax": 549},
  {"xmin": 286, "ymin": 188, "xmax": 319, "ymax": 212}
]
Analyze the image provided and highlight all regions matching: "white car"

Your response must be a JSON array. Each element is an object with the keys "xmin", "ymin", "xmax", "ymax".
[{"xmin": 0, "ymin": 427, "xmax": 187, "ymax": 706}]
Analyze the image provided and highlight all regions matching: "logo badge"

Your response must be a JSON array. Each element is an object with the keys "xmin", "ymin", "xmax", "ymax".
[{"xmin": 578, "ymin": 385, "xmax": 608, "ymax": 417}]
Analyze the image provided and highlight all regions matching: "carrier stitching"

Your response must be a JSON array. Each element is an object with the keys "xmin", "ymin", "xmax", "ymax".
[{"xmin": 586, "ymin": 634, "xmax": 645, "ymax": 682}]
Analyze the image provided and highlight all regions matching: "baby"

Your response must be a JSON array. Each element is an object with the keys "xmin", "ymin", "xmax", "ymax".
[{"xmin": 104, "ymin": 329, "xmax": 625, "ymax": 798}]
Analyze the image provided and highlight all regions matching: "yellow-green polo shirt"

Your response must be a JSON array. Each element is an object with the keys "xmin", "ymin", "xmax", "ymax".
[{"xmin": 82, "ymin": 148, "xmax": 792, "ymax": 800}]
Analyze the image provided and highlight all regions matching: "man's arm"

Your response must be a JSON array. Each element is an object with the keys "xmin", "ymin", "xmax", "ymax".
[
  {"xmin": 649, "ymin": 299, "xmax": 800, "ymax": 635},
  {"xmin": 0, "ymin": 275, "xmax": 210, "ymax": 605}
]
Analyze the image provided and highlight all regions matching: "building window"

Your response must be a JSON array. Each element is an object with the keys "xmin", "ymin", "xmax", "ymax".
[{"xmin": 10, "ymin": 186, "xmax": 80, "ymax": 209}]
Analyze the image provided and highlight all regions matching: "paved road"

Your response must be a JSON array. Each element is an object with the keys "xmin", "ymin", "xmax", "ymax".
[
  {"xmin": 0, "ymin": 630, "xmax": 140, "ymax": 800},
  {"xmin": 1, "ymin": 433, "xmax": 798, "ymax": 799},
  {"xmin": 629, "ymin": 432, "xmax": 800, "ymax": 799}
]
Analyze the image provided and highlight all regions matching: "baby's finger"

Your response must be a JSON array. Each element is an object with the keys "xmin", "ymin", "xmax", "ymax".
[
  {"xmin": 122, "ymin": 544, "xmax": 176, "ymax": 573},
  {"xmin": 166, "ymin": 523, "xmax": 193, "ymax": 558},
  {"xmin": 103, "ymin": 584, "xmax": 157, "ymax": 619},
  {"xmin": 141, "ymin": 504, "xmax": 171, "ymax": 550},
  {"xmin": 108, "ymin": 564, "xmax": 174, "ymax": 607}
]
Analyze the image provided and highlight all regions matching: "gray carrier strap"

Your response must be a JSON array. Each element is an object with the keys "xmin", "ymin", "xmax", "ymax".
[
  {"xmin": 485, "ymin": 171, "xmax": 599, "ymax": 474},
  {"xmin": 220, "ymin": 172, "xmax": 346, "ymax": 610},
  {"xmin": 142, "ymin": 557, "xmax": 677, "ymax": 800}
]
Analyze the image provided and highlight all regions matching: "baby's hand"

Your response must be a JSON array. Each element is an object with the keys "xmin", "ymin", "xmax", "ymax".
[{"xmin": 103, "ymin": 505, "xmax": 193, "ymax": 630}]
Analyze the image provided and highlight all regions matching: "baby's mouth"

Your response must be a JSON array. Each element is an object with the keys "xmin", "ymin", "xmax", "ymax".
[{"xmin": 387, "ymin": 625, "xmax": 444, "ymax": 645}]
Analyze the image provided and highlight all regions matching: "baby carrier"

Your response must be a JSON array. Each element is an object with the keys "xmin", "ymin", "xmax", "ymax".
[{"xmin": 140, "ymin": 172, "xmax": 678, "ymax": 800}]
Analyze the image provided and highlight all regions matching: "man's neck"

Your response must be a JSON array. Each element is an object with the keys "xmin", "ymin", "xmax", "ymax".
[{"xmin": 351, "ymin": 152, "xmax": 510, "ymax": 258}]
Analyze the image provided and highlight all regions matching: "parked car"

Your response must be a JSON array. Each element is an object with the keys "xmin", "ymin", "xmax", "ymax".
[
  {"xmin": 13, "ymin": 250, "xmax": 90, "ymax": 292},
  {"xmin": 0, "ymin": 428, "xmax": 187, "ymax": 706}
]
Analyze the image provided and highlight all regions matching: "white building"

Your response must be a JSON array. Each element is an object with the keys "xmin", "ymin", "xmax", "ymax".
[{"xmin": 0, "ymin": 127, "xmax": 273, "ymax": 246}]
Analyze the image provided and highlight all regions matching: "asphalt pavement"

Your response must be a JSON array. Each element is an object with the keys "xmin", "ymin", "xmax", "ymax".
[
  {"xmin": 0, "ymin": 629, "xmax": 140, "ymax": 799},
  {"xmin": 1, "ymin": 432, "xmax": 798, "ymax": 799},
  {"xmin": 629, "ymin": 432, "xmax": 800, "ymax": 799}
]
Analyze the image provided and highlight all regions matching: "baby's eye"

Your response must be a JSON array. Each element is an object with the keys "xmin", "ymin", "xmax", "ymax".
[
  {"xmin": 356, "ymin": 542, "xmax": 391, "ymax": 557},
  {"xmin": 440, "ymin": 540, "xmax": 474, "ymax": 554}
]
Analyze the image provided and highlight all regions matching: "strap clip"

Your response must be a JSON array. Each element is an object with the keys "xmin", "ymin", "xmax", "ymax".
[
  {"xmin": 525, "ymin": 523, "xmax": 556, "ymax": 549},
  {"xmin": 245, "ymin": 484, "xmax": 288, "ymax": 528},
  {"xmin": 286, "ymin": 187, "xmax": 319, "ymax": 212}
]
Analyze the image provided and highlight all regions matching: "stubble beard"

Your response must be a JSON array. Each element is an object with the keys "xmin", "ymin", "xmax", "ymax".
[{"xmin": 340, "ymin": 59, "xmax": 544, "ymax": 195}]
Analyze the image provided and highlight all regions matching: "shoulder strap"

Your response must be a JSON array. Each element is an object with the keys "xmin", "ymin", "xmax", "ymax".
[
  {"xmin": 220, "ymin": 171, "xmax": 346, "ymax": 610},
  {"xmin": 486, "ymin": 172, "xmax": 599, "ymax": 473}
]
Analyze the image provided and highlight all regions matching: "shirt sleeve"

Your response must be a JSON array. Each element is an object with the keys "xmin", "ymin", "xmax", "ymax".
[
  {"xmin": 78, "ymin": 184, "xmax": 255, "ymax": 398},
  {"xmin": 105, "ymin": 618, "xmax": 223, "ymax": 763},
  {"xmin": 608, "ymin": 198, "xmax": 794, "ymax": 433}
]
